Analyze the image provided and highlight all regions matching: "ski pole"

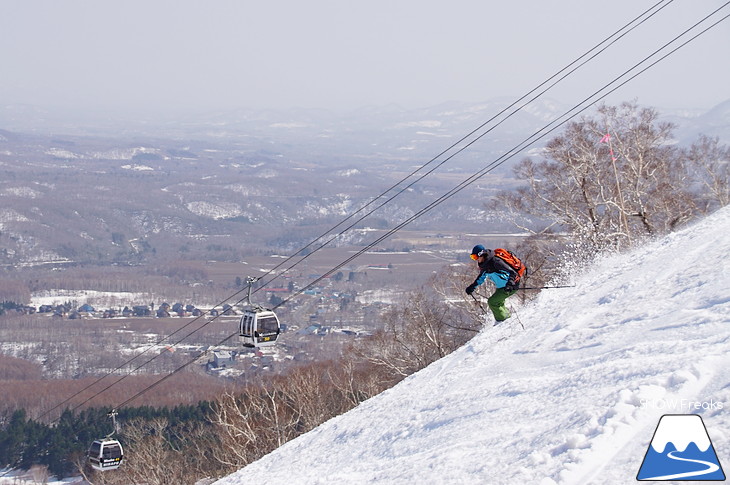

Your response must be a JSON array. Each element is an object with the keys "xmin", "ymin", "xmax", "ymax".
[
  {"xmin": 517, "ymin": 285, "xmax": 575, "ymax": 290},
  {"xmin": 470, "ymin": 293, "xmax": 488, "ymax": 315}
]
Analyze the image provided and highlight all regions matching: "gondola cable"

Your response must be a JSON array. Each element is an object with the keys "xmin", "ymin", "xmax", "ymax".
[
  {"xmin": 274, "ymin": 3, "xmax": 730, "ymax": 310},
  {"xmin": 107, "ymin": 4, "xmax": 730, "ymax": 414},
  {"xmin": 237, "ymin": 0, "xmax": 677, "ymax": 298},
  {"xmin": 33, "ymin": 0, "xmax": 676, "ymax": 426},
  {"xmin": 58, "ymin": 0, "xmax": 730, "ymax": 417},
  {"xmin": 28, "ymin": 0, "xmax": 722, "ymax": 431}
]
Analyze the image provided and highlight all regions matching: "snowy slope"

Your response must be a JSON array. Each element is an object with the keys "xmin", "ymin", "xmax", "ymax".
[{"xmin": 214, "ymin": 207, "xmax": 730, "ymax": 485}]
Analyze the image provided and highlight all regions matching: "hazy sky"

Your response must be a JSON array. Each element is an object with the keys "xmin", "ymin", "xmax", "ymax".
[{"xmin": 1, "ymin": 0, "xmax": 728, "ymax": 117}]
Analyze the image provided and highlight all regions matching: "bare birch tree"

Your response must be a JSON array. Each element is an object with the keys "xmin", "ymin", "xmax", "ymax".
[
  {"xmin": 497, "ymin": 102, "xmax": 728, "ymax": 255},
  {"xmin": 356, "ymin": 271, "xmax": 478, "ymax": 381}
]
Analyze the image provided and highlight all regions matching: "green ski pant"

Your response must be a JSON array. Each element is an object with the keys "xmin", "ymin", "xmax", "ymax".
[{"xmin": 488, "ymin": 288, "xmax": 517, "ymax": 321}]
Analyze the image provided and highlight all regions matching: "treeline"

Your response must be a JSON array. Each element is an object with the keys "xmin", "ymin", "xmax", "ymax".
[
  {"xmin": 0, "ymin": 403, "xmax": 212, "ymax": 479},
  {"xmin": 0, "ymin": 371, "xmax": 227, "ymax": 420},
  {"xmin": 0, "ymin": 281, "xmax": 31, "ymax": 306},
  {"xmin": 0, "ymin": 354, "xmax": 43, "ymax": 381},
  {"xmin": 0, "ymin": 360, "xmax": 395, "ymax": 483},
  {"xmin": 2, "ymin": 261, "xmax": 220, "ymax": 310}
]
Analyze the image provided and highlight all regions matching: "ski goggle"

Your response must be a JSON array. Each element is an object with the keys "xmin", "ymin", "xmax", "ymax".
[{"xmin": 470, "ymin": 253, "xmax": 479, "ymax": 260}]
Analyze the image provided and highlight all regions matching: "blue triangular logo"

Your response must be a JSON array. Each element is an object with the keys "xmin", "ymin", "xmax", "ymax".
[{"xmin": 637, "ymin": 414, "xmax": 726, "ymax": 481}]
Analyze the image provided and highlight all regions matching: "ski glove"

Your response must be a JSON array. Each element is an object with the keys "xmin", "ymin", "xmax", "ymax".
[
  {"xmin": 465, "ymin": 283, "xmax": 477, "ymax": 295},
  {"xmin": 504, "ymin": 281, "xmax": 519, "ymax": 292}
]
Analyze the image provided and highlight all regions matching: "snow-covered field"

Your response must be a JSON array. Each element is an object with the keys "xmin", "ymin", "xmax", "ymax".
[
  {"xmin": 30, "ymin": 289, "xmax": 153, "ymax": 308},
  {"xmin": 214, "ymin": 206, "xmax": 730, "ymax": 485}
]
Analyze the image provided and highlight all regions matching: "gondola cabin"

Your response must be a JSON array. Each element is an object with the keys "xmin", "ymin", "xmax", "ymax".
[
  {"xmin": 239, "ymin": 308, "xmax": 280, "ymax": 348},
  {"xmin": 88, "ymin": 438, "xmax": 124, "ymax": 471}
]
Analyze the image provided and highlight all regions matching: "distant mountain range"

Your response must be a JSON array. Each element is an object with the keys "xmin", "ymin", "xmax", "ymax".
[{"xmin": 3, "ymin": 97, "xmax": 728, "ymax": 156}]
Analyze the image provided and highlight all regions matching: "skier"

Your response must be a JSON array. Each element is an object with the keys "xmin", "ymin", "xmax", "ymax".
[{"xmin": 465, "ymin": 244, "xmax": 524, "ymax": 324}]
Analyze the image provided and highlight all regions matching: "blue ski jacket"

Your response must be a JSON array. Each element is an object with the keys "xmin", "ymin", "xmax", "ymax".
[{"xmin": 471, "ymin": 249, "xmax": 518, "ymax": 289}]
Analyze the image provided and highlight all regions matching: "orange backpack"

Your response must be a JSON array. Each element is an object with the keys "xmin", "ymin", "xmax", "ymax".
[{"xmin": 494, "ymin": 248, "xmax": 526, "ymax": 283}]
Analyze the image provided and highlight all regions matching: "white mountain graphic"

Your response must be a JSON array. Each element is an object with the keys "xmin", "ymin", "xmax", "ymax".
[
  {"xmin": 650, "ymin": 415, "xmax": 712, "ymax": 453},
  {"xmin": 638, "ymin": 414, "xmax": 726, "ymax": 481}
]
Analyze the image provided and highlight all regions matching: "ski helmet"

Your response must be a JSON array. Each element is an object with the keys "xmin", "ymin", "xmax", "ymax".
[{"xmin": 471, "ymin": 244, "xmax": 485, "ymax": 256}]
